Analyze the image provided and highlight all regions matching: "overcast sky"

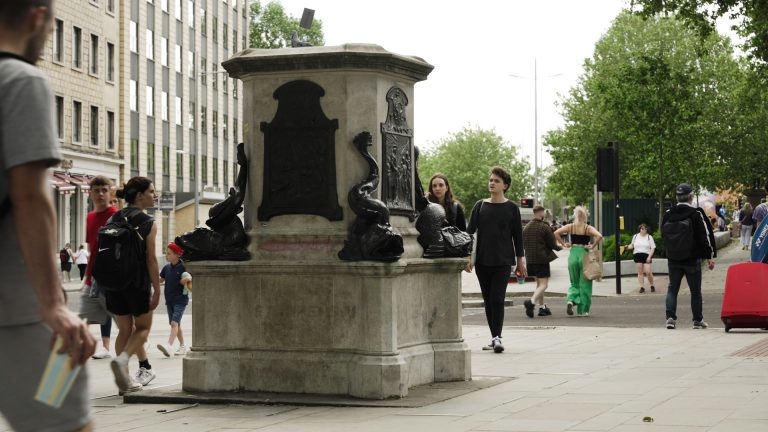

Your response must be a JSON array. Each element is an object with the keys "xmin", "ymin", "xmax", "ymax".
[{"xmin": 270, "ymin": 0, "xmax": 633, "ymax": 169}]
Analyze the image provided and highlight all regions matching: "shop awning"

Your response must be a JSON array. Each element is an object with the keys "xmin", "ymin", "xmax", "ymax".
[
  {"xmin": 51, "ymin": 171, "xmax": 76, "ymax": 193},
  {"xmin": 68, "ymin": 174, "xmax": 93, "ymax": 191}
]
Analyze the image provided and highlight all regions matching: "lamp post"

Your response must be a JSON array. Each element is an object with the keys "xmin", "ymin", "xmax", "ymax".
[{"xmin": 509, "ymin": 60, "xmax": 562, "ymax": 205}]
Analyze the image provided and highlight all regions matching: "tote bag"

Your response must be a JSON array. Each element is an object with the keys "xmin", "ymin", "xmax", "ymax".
[{"xmin": 582, "ymin": 248, "xmax": 603, "ymax": 281}]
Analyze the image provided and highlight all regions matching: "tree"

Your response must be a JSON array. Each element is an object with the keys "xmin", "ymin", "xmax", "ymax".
[
  {"xmin": 249, "ymin": 0, "xmax": 324, "ymax": 49},
  {"xmin": 632, "ymin": 0, "xmax": 768, "ymax": 68},
  {"xmin": 544, "ymin": 11, "xmax": 744, "ymax": 226},
  {"xmin": 418, "ymin": 126, "xmax": 534, "ymax": 209}
]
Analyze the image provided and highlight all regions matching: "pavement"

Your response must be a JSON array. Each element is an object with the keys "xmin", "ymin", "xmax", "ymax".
[{"xmin": 3, "ymin": 240, "xmax": 767, "ymax": 431}]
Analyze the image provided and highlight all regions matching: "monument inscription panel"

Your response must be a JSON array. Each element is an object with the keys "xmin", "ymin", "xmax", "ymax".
[
  {"xmin": 381, "ymin": 87, "xmax": 415, "ymax": 220},
  {"xmin": 258, "ymin": 80, "xmax": 343, "ymax": 221}
]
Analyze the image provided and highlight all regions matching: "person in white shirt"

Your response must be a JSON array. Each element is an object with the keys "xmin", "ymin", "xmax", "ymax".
[
  {"xmin": 74, "ymin": 244, "xmax": 89, "ymax": 281},
  {"xmin": 626, "ymin": 223, "xmax": 656, "ymax": 293}
]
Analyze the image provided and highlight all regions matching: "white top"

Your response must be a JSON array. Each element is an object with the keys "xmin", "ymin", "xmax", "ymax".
[
  {"xmin": 74, "ymin": 249, "xmax": 90, "ymax": 265},
  {"xmin": 631, "ymin": 233, "xmax": 656, "ymax": 255}
]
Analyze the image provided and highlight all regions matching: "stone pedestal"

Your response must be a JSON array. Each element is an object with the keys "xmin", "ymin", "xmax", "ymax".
[{"xmin": 183, "ymin": 44, "xmax": 471, "ymax": 399}]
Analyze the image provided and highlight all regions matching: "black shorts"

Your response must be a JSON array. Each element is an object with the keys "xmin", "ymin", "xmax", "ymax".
[
  {"xmin": 633, "ymin": 253, "xmax": 650, "ymax": 264},
  {"xmin": 105, "ymin": 288, "xmax": 151, "ymax": 316},
  {"xmin": 527, "ymin": 263, "xmax": 551, "ymax": 278},
  {"xmin": 60, "ymin": 262, "xmax": 71, "ymax": 272}
]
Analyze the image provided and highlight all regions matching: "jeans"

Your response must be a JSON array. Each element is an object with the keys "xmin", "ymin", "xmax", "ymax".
[
  {"xmin": 475, "ymin": 265, "xmax": 511, "ymax": 338},
  {"xmin": 740, "ymin": 224, "xmax": 753, "ymax": 247},
  {"xmin": 666, "ymin": 260, "xmax": 703, "ymax": 322}
]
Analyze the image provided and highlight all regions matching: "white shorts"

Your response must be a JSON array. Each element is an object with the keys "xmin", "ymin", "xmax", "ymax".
[{"xmin": 0, "ymin": 322, "xmax": 91, "ymax": 432}]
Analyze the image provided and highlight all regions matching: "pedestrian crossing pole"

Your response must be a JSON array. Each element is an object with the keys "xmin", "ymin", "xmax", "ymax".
[{"xmin": 610, "ymin": 141, "xmax": 621, "ymax": 295}]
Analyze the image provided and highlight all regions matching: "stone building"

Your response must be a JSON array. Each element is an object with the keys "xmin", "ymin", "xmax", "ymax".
[{"xmin": 38, "ymin": 0, "xmax": 245, "ymax": 250}]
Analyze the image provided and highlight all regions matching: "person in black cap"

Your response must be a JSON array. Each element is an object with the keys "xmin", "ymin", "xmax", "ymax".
[{"xmin": 661, "ymin": 183, "xmax": 716, "ymax": 330}]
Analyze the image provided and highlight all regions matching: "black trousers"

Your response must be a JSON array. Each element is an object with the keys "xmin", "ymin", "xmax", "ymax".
[
  {"xmin": 475, "ymin": 264, "xmax": 511, "ymax": 338},
  {"xmin": 77, "ymin": 264, "xmax": 87, "ymax": 280}
]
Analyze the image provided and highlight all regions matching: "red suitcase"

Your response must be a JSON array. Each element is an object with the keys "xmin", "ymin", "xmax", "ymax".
[{"xmin": 721, "ymin": 262, "xmax": 768, "ymax": 332}]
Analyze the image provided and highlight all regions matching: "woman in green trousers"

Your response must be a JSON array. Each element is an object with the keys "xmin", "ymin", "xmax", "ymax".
[{"xmin": 553, "ymin": 206, "xmax": 603, "ymax": 316}]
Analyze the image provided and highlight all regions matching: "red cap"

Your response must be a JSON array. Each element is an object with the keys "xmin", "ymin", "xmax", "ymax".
[{"xmin": 167, "ymin": 242, "xmax": 184, "ymax": 256}]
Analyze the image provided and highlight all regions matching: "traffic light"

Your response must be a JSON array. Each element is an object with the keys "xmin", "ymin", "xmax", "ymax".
[
  {"xmin": 520, "ymin": 198, "xmax": 534, "ymax": 208},
  {"xmin": 596, "ymin": 146, "xmax": 615, "ymax": 192}
]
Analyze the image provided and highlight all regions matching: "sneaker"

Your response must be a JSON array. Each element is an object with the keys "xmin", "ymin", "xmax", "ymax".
[
  {"xmin": 538, "ymin": 307, "xmax": 552, "ymax": 316},
  {"xmin": 639, "ymin": 287, "xmax": 646, "ymax": 293},
  {"xmin": 693, "ymin": 321, "xmax": 709, "ymax": 329},
  {"xmin": 524, "ymin": 299, "xmax": 535, "ymax": 318},
  {"xmin": 135, "ymin": 367, "xmax": 156, "ymax": 386},
  {"xmin": 118, "ymin": 379, "xmax": 143, "ymax": 396},
  {"xmin": 157, "ymin": 343, "xmax": 172, "ymax": 358},
  {"xmin": 650, "ymin": 286, "xmax": 656, "ymax": 293},
  {"xmin": 492, "ymin": 337, "xmax": 504, "ymax": 353},
  {"xmin": 566, "ymin": 302, "xmax": 574, "ymax": 316},
  {"xmin": 110, "ymin": 356, "xmax": 132, "ymax": 392},
  {"xmin": 482, "ymin": 342, "xmax": 493, "ymax": 351},
  {"xmin": 175, "ymin": 345, "xmax": 188, "ymax": 356},
  {"xmin": 666, "ymin": 318, "xmax": 676, "ymax": 329},
  {"xmin": 92, "ymin": 347, "xmax": 111, "ymax": 359}
]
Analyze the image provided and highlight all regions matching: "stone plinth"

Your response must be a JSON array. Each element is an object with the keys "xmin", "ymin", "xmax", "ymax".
[{"xmin": 183, "ymin": 44, "xmax": 470, "ymax": 399}]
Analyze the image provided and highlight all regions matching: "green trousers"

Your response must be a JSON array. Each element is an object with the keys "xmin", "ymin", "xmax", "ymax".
[{"xmin": 567, "ymin": 246, "xmax": 593, "ymax": 314}]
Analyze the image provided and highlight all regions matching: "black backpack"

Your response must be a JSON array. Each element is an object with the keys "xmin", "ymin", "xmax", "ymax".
[
  {"xmin": 662, "ymin": 216, "xmax": 694, "ymax": 260},
  {"xmin": 93, "ymin": 208, "xmax": 152, "ymax": 291}
]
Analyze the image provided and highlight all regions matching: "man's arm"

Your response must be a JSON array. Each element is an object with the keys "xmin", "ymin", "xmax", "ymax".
[{"xmin": 8, "ymin": 162, "xmax": 96, "ymax": 364}]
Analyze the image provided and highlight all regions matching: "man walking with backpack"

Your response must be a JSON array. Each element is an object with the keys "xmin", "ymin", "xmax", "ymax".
[{"xmin": 661, "ymin": 183, "xmax": 716, "ymax": 330}]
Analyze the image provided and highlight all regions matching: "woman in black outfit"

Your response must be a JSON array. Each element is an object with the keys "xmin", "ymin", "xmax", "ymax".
[
  {"xmin": 427, "ymin": 173, "xmax": 466, "ymax": 230},
  {"xmin": 466, "ymin": 167, "xmax": 527, "ymax": 353}
]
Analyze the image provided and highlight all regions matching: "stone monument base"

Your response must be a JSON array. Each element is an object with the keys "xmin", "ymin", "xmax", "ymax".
[{"xmin": 182, "ymin": 259, "xmax": 470, "ymax": 399}]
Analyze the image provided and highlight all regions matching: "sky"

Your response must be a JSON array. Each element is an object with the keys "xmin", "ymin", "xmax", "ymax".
[{"xmin": 271, "ymin": 0, "xmax": 632, "ymax": 171}]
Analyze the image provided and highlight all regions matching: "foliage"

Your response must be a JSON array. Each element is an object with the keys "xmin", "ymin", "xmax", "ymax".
[
  {"xmin": 632, "ymin": 0, "xmax": 768, "ymax": 69},
  {"xmin": 418, "ymin": 126, "xmax": 534, "ymax": 209},
  {"xmin": 249, "ymin": 0, "xmax": 324, "ymax": 49},
  {"xmin": 545, "ymin": 11, "xmax": 744, "ymax": 227},
  {"xmin": 602, "ymin": 231, "xmax": 665, "ymax": 261}
]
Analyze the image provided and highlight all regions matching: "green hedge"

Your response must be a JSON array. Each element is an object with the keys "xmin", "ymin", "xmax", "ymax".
[{"xmin": 602, "ymin": 231, "xmax": 666, "ymax": 261}]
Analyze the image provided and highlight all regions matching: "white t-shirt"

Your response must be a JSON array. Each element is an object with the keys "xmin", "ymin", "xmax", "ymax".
[
  {"xmin": 631, "ymin": 233, "xmax": 656, "ymax": 255},
  {"xmin": 75, "ymin": 249, "xmax": 89, "ymax": 264}
]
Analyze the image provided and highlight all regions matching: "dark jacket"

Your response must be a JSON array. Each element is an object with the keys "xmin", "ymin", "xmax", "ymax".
[
  {"xmin": 662, "ymin": 203, "xmax": 716, "ymax": 262},
  {"xmin": 523, "ymin": 218, "xmax": 560, "ymax": 264}
]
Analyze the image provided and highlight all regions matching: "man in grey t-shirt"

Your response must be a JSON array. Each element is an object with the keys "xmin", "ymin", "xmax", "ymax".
[{"xmin": 0, "ymin": 1, "xmax": 96, "ymax": 431}]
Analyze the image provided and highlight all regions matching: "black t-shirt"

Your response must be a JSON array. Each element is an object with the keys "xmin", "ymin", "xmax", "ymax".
[
  {"xmin": 467, "ymin": 200, "xmax": 524, "ymax": 266},
  {"xmin": 119, "ymin": 207, "xmax": 153, "ymax": 291}
]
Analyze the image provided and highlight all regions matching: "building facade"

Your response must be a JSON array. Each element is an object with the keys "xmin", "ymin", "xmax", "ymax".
[{"xmin": 40, "ymin": 0, "xmax": 245, "ymax": 251}]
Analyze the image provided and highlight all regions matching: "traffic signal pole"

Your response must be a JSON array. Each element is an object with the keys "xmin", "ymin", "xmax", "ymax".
[{"xmin": 610, "ymin": 141, "xmax": 621, "ymax": 295}]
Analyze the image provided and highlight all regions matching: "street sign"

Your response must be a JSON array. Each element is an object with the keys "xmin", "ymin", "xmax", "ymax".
[{"xmin": 157, "ymin": 192, "xmax": 175, "ymax": 211}]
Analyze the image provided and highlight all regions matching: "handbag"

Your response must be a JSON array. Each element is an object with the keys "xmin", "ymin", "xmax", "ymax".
[
  {"xmin": 582, "ymin": 248, "xmax": 603, "ymax": 281},
  {"xmin": 78, "ymin": 281, "xmax": 110, "ymax": 325},
  {"xmin": 441, "ymin": 226, "xmax": 473, "ymax": 257}
]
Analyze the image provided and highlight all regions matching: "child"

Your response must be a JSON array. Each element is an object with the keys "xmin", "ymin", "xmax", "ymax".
[{"xmin": 157, "ymin": 242, "xmax": 192, "ymax": 357}]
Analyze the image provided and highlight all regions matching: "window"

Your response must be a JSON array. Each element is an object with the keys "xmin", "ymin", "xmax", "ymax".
[
  {"xmin": 176, "ymin": 152, "xmax": 183, "ymax": 178},
  {"xmin": 106, "ymin": 42, "xmax": 115, "ymax": 81},
  {"xmin": 161, "ymin": 0, "xmax": 168, "ymax": 12},
  {"xmin": 131, "ymin": 139, "xmax": 139, "ymax": 170},
  {"xmin": 175, "ymin": 96, "xmax": 182, "ymax": 125},
  {"xmin": 146, "ymin": 29, "xmax": 154, "ymax": 60},
  {"xmin": 200, "ymin": 8, "xmax": 206, "ymax": 35},
  {"xmin": 107, "ymin": 111, "xmax": 115, "ymax": 150},
  {"xmin": 55, "ymin": 96, "xmax": 64, "ymax": 139},
  {"xmin": 200, "ymin": 56, "xmax": 206, "ymax": 84},
  {"xmin": 129, "ymin": 80, "xmax": 138, "ymax": 111},
  {"xmin": 73, "ymin": 26, "xmax": 82, "ymax": 68},
  {"xmin": 223, "ymin": 23, "xmax": 228, "ymax": 49},
  {"xmin": 107, "ymin": 0, "xmax": 115, "ymax": 14},
  {"xmin": 163, "ymin": 146, "xmax": 170, "ymax": 175},
  {"xmin": 202, "ymin": 155, "xmax": 207, "ymax": 183},
  {"xmin": 130, "ymin": 21, "xmax": 138, "ymax": 53},
  {"xmin": 147, "ymin": 142, "xmax": 155, "ymax": 173},
  {"xmin": 160, "ymin": 37, "xmax": 168, "ymax": 66},
  {"xmin": 175, "ymin": 44, "xmax": 181, "ymax": 73},
  {"xmin": 233, "ymin": 121, "xmax": 237, "ymax": 142},
  {"xmin": 187, "ymin": 51, "xmax": 194, "ymax": 76},
  {"xmin": 90, "ymin": 105, "xmax": 99, "ymax": 146},
  {"xmin": 72, "ymin": 101, "xmax": 82, "ymax": 142},
  {"xmin": 161, "ymin": 91, "xmax": 168, "ymax": 121},
  {"xmin": 189, "ymin": 155, "xmax": 196, "ymax": 179},
  {"xmin": 233, "ymin": 29, "xmax": 237, "ymax": 51},
  {"xmin": 212, "ymin": 62, "xmax": 217, "ymax": 90},
  {"xmin": 146, "ymin": 86, "xmax": 154, "ymax": 116},
  {"xmin": 213, "ymin": 157, "xmax": 219, "ymax": 186},
  {"xmin": 188, "ymin": 101, "xmax": 195, "ymax": 129},
  {"xmin": 222, "ymin": 75, "xmax": 227, "ymax": 94},
  {"xmin": 212, "ymin": 110, "xmax": 218, "ymax": 137},
  {"xmin": 200, "ymin": 106, "xmax": 206, "ymax": 133},
  {"xmin": 212, "ymin": 16, "xmax": 217, "ymax": 42},
  {"xmin": 188, "ymin": 0, "xmax": 194, "ymax": 26},
  {"xmin": 223, "ymin": 162, "xmax": 228, "ymax": 186},
  {"xmin": 233, "ymin": 80, "xmax": 237, "ymax": 99},
  {"xmin": 53, "ymin": 19, "xmax": 63, "ymax": 62},
  {"xmin": 223, "ymin": 114, "xmax": 228, "ymax": 140},
  {"xmin": 90, "ymin": 34, "xmax": 99, "ymax": 74},
  {"xmin": 175, "ymin": 0, "xmax": 181, "ymax": 20}
]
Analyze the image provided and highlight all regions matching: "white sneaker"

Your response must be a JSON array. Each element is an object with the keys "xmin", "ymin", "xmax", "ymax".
[
  {"xmin": 492, "ymin": 336, "xmax": 504, "ymax": 354},
  {"xmin": 118, "ymin": 378, "xmax": 143, "ymax": 396},
  {"xmin": 135, "ymin": 367, "xmax": 156, "ymax": 386},
  {"xmin": 157, "ymin": 343, "xmax": 172, "ymax": 358},
  {"xmin": 110, "ymin": 355, "xmax": 132, "ymax": 392},
  {"xmin": 174, "ymin": 345, "xmax": 188, "ymax": 356},
  {"xmin": 92, "ymin": 347, "xmax": 111, "ymax": 359}
]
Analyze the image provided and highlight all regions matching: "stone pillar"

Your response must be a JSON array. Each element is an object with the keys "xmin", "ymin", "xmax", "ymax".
[{"xmin": 182, "ymin": 44, "xmax": 471, "ymax": 399}]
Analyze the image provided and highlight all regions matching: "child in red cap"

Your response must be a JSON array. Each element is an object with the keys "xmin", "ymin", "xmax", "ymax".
[{"xmin": 157, "ymin": 242, "xmax": 192, "ymax": 357}]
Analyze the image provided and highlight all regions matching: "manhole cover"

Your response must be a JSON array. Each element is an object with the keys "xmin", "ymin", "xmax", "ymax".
[{"xmin": 730, "ymin": 337, "xmax": 768, "ymax": 357}]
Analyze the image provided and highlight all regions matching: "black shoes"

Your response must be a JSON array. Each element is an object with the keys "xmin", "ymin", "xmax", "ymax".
[
  {"xmin": 524, "ymin": 300, "xmax": 535, "ymax": 318},
  {"xmin": 538, "ymin": 307, "xmax": 552, "ymax": 316}
]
